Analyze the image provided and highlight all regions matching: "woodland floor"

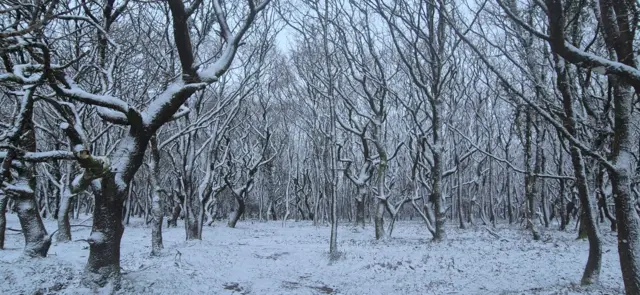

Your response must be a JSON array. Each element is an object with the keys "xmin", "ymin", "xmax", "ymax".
[{"xmin": 0, "ymin": 214, "xmax": 626, "ymax": 295}]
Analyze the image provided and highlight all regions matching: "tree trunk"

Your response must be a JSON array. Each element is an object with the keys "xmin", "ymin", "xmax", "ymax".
[
  {"xmin": 374, "ymin": 198, "xmax": 385, "ymax": 239},
  {"xmin": 14, "ymin": 192, "xmax": 51, "ymax": 257},
  {"xmin": 150, "ymin": 188, "xmax": 163, "ymax": 253},
  {"xmin": 84, "ymin": 178, "xmax": 125, "ymax": 288},
  {"xmin": 167, "ymin": 194, "xmax": 182, "ymax": 227},
  {"xmin": 206, "ymin": 197, "xmax": 218, "ymax": 226},
  {"xmin": 5, "ymin": 101, "xmax": 52, "ymax": 257},
  {"xmin": 123, "ymin": 188, "xmax": 132, "ymax": 225},
  {"xmin": 432, "ymin": 153, "xmax": 446, "ymax": 241},
  {"xmin": 506, "ymin": 169, "xmax": 513, "ymax": 224},
  {"xmin": 558, "ymin": 148, "xmax": 567, "ymax": 231},
  {"xmin": 457, "ymin": 169, "xmax": 465, "ymax": 229},
  {"xmin": 228, "ymin": 195, "xmax": 245, "ymax": 228},
  {"xmin": 0, "ymin": 194, "xmax": 8, "ymax": 249},
  {"xmin": 571, "ymin": 148, "xmax": 602, "ymax": 284},
  {"xmin": 329, "ymin": 181, "xmax": 338, "ymax": 257},
  {"xmin": 553, "ymin": 54, "xmax": 602, "ymax": 284},
  {"xmin": 488, "ymin": 158, "xmax": 495, "ymax": 227},
  {"xmin": 196, "ymin": 201, "xmax": 205, "ymax": 239},
  {"xmin": 538, "ymin": 145, "xmax": 549, "ymax": 228},
  {"xmin": 610, "ymin": 169, "xmax": 640, "ymax": 294},
  {"xmin": 149, "ymin": 136, "xmax": 163, "ymax": 255},
  {"xmin": 541, "ymin": 186, "xmax": 550, "ymax": 228},
  {"xmin": 355, "ymin": 188, "xmax": 365, "ymax": 228},
  {"xmin": 184, "ymin": 204, "xmax": 199, "ymax": 240},
  {"xmin": 56, "ymin": 189, "xmax": 73, "ymax": 242},
  {"xmin": 524, "ymin": 109, "xmax": 540, "ymax": 240},
  {"xmin": 608, "ymin": 78, "xmax": 640, "ymax": 294},
  {"xmin": 597, "ymin": 168, "xmax": 617, "ymax": 231},
  {"xmin": 267, "ymin": 200, "xmax": 277, "ymax": 221}
]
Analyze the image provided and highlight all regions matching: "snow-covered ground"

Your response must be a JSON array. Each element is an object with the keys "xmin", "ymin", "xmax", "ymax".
[{"xmin": 0, "ymin": 214, "xmax": 625, "ymax": 294}]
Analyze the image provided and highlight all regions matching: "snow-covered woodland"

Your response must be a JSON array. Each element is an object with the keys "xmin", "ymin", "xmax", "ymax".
[{"xmin": 1, "ymin": 0, "xmax": 639, "ymax": 294}]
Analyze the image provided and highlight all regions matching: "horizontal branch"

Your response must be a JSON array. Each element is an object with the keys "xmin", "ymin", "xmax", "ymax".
[{"xmin": 0, "ymin": 150, "xmax": 75, "ymax": 162}]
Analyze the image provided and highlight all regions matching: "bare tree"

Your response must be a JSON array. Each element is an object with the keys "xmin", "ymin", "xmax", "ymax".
[{"xmin": 2, "ymin": 0, "xmax": 272, "ymax": 287}]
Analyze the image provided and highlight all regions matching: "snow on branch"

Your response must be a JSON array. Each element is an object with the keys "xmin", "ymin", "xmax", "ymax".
[
  {"xmin": 60, "ymin": 123, "xmax": 111, "ymax": 193},
  {"xmin": 0, "ymin": 151, "xmax": 74, "ymax": 162},
  {"xmin": 497, "ymin": 0, "xmax": 640, "ymax": 86},
  {"xmin": 197, "ymin": 0, "xmax": 273, "ymax": 83},
  {"xmin": 51, "ymin": 79, "xmax": 129, "ymax": 115},
  {"xmin": 3, "ymin": 182, "xmax": 34, "ymax": 196},
  {"xmin": 142, "ymin": 81, "xmax": 207, "ymax": 126},
  {"xmin": 441, "ymin": 10, "xmax": 617, "ymax": 172},
  {"xmin": 96, "ymin": 107, "xmax": 130, "ymax": 125}
]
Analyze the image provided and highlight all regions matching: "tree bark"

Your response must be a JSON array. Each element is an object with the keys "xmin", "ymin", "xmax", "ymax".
[
  {"xmin": 167, "ymin": 194, "xmax": 182, "ymax": 227},
  {"xmin": 14, "ymin": 102, "xmax": 51, "ymax": 257},
  {"xmin": 184, "ymin": 204, "xmax": 199, "ymax": 239},
  {"xmin": 597, "ymin": 168, "xmax": 617, "ymax": 231},
  {"xmin": 554, "ymin": 54, "xmax": 602, "ymax": 284},
  {"xmin": 457, "ymin": 168, "xmax": 465, "ymax": 229},
  {"xmin": 329, "ymin": 180, "xmax": 338, "ymax": 257},
  {"xmin": 608, "ymin": 78, "xmax": 640, "ymax": 294},
  {"xmin": 0, "ymin": 194, "xmax": 7, "ymax": 249},
  {"xmin": 374, "ymin": 198, "xmax": 385, "ymax": 239},
  {"xmin": 488, "ymin": 156, "xmax": 495, "ymax": 227},
  {"xmin": 84, "ymin": 178, "xmax": 125, "ymax": 288},
  {"xmin": 15, "ymin": 193, "xmax": 51, "ymax": 257},
  {"xmin": 228, "ymin": 195, "xmax": 245, "ymax": 228},
  {"xmin": 149, "ymin": 136, "xmax": 163, "ymax": 255},
  {"xmin": 571, "ymin": 148, "xmax": 602, "ymax": 284},
  {"xmin": 506, "ymin": 168, "xmax": 514, "ymax": 224},
  {"xmin": 355, "ymin": 188, "xmax": 365, "ymax": 228},
  {"xmin": 524, "ymin": 109, "xmax": 540, "ymax": 240},
  {"xmin": 56, "ymin": 189, "xmax": 73, "ymax": 242},
  {"xmin": 432, "ymin": 147, "xmax": 446, "ymax": 241},
  {"xmin": 558, "ymin": 147, "xmax": 567, "ymax": 231}
]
